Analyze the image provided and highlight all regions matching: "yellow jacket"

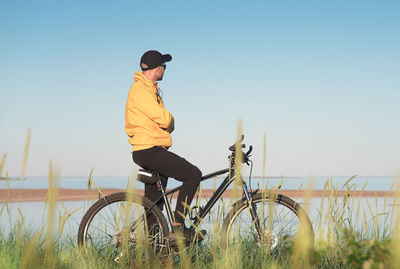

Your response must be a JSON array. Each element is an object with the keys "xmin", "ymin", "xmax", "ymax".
[{"xmin": 125, "ymin": 71, "xmax": 174, "ymax": 151}]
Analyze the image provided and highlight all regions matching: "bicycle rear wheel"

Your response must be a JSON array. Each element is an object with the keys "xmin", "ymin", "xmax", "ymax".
[
  {"xmin": 221, "ymin": 193, "xmax": 314, "ymax": 251},
  {"xmin": 77, "ymin": 192, "xmax": 169, "ymax": 257}
]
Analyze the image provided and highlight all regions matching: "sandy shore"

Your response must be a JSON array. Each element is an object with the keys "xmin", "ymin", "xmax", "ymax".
[{"xmin": 0, "ymin": 188, "xmax": 395, "ymax": 202}]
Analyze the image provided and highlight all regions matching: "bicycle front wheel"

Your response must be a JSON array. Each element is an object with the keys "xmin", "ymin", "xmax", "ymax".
[
  {"xmin": 77, "ymin": 192, "xmax": 169, "ymax": 256},
  {"xmin": 221, "ymin": 193, "xmax": 314, "ymax": 251}
]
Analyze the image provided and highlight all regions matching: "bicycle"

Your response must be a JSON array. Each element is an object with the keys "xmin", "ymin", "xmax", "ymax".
[{"xmin": 77, "ymin": 136, "xmax": 314, "ymax": 257}]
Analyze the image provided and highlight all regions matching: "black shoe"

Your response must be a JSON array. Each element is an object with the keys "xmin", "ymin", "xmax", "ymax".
[{"xmin": 169, "ymin": 225, "xmax": 207, "ymax": 244}]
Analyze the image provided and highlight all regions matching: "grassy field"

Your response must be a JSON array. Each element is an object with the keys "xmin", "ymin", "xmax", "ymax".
[
  {"xmin": 1, "ymin": 174, "xmax": 399, "ymax": 269},
  {"xmin": 0, "ymin": 215, "xmax": 396, "ymax": 269},
  {"xmin": 1, "ymin": 130, "xmax": 399, "ymax": 268}
]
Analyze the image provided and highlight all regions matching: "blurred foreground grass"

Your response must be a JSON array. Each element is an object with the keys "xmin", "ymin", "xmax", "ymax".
[
  {"xmin": 0, "ymin": 223, "xmax": 395, "ymax": 268},
  {"xmin": 1, "ymin": 170, "xmax": 399, "ymax": 268},
  {"xmin": 1, "ymin": 129, "xmax": 399, "ymax": 268}
]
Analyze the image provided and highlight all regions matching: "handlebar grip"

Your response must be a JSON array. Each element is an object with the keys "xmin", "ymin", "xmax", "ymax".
[
  {"xmin": 246, "ymin": 145, "xmax": 253, "ymax": 156},
  {"xmin": 228, "ymin": 135, "xmax": 245, "ymax": 151}
]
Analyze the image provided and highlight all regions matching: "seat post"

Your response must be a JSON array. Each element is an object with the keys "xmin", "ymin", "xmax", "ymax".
[{"xmin": 155, "ymin": 173, "xmax": 175, "ymax": 227}]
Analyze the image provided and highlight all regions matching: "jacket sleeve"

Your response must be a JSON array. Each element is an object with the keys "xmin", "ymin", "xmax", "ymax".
[{"xmin": 133, "ymin": 89, "xmax": 173, "ymax": 129}]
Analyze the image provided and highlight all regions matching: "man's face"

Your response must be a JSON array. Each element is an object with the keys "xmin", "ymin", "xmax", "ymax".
[{"xmin": 156, "ymin": 64, "xmax": 166, "ymax": 81}]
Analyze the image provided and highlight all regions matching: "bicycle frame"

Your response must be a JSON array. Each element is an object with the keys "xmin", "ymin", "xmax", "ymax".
[
  {"xmin": 159, "ymin": 168, "xmax": 233, "ymax": 227},
  {"xmin": 148, "ymin": 166, "xmax": 261, "ymax": 234},
  {"xmin": 138, "ymin": 137, "xmax": 264, "ymax": 239}
]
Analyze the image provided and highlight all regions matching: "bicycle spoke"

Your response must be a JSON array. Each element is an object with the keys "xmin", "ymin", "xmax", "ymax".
[
  {"xmin": 224, "ymin": 196, "xmax": 312, "ymax": 250},
  {"xmin": 80, "ymin": 195, "xmax": 167, "ymax": 256}
]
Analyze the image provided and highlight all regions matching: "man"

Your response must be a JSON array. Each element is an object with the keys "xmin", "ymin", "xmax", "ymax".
[{"xmin": 125, "ymin": 50, "xmax": 204, "ymax": 241}]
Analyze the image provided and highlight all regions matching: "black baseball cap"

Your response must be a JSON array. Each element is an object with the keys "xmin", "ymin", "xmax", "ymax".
[{"xmin": 140, "ymin": 50, "xmax": 172, "ymax": 71}]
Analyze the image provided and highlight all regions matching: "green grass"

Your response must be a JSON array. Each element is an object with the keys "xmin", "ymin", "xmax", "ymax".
[
  {"xmin": 1, "ymin": 129, "xmax": 399, "ymax": 268},
  {"xmin": 1, "ymin": 175, "xmax": 398, "ymax": 269},
  {"xmin": 0, "ymin": 224, "xmax": 395, "ymax": 269},
  {"xmin": 1, "ymin": 175, "xmax": 399, "ymax": 268}
]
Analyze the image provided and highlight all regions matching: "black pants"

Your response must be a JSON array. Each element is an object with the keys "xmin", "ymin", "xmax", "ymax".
[{"xmin": 132, "ymin": 146, "xmax": 202, "ymax": 224}]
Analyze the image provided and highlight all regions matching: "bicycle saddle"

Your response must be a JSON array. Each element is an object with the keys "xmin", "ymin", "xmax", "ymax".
[{"xmin": 136, "ymin": 168, "xmax": 157, "ymax": 184}]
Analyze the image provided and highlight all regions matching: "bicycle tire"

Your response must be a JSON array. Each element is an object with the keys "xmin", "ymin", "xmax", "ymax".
[
  {"xmin": 77, "ymin": 192, "xmax": 169, "ymax": 254},
  {"xmin": 221, "ymin": 192, "xmax": 314, "ymax": 251}
]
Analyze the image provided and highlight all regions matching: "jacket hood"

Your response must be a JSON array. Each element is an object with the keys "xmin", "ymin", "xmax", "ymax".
[{"xmin": 133, "ymin": 71, "xmax": 158, "ymax": 89}]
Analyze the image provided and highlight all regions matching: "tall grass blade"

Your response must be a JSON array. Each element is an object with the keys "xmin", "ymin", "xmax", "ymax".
[
  {"xmin": 44, "ymin": 160, "xmax": 57, "ymax": 268},
  {"xmin": 20, "ymin": 128, "xmax": 31, "ymax": 180},
  {"xmin": 0, "ymin": 152, "xmax": 6, "ymax": 177},
  {"xmin": 341, "ymin": 174, "xmax": 357, "ymax": 190},
  {"xmin": 233, "ymin": 119, "xmax": 243, "ymax": 201}
]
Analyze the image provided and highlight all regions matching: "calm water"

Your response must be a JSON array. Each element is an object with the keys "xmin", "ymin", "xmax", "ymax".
[
  {"xmin": 1, "ymin": 196, "xmax": 398, "ymax": 241},
  {"xmin": 1, "ymin": 175, "xmax": 398, "ymax": 191},
  {"xmin": 1, "ymin": 175, "xmax": 399, "ymax": 241}
]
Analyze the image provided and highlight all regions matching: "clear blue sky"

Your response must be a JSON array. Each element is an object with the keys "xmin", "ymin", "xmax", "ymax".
[{"xmin": 1, "ymin": 0, "xmax": 399, "ymax": 177}]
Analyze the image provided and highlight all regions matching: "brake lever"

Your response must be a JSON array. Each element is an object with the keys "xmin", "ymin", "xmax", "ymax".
[
  {"xmin": 245, "ymin": 145, "xmax": 253, "ymax": 156},
  {"xmin": 243, "ymin": 145, "xmax": 253, "ymax": 165}
]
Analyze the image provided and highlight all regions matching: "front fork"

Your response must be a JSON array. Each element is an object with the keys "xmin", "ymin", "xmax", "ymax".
[{"xmin": 242, "ymin": 183, "xmax": 263, "ymax": 240}]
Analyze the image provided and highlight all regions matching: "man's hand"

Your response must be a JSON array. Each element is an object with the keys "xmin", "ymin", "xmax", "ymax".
[{"xmin": 167, "ymin": 116, "xmax": 175, "ymax": 133}]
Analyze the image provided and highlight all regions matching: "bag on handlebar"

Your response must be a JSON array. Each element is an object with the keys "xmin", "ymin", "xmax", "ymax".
[{"xmin": 136, "ymin": 169, "xmax": 157, "ymax": 184}]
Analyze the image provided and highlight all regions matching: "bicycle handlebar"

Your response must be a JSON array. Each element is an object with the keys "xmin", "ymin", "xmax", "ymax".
[
  {"xmin": 228, "ymin": 134, "xmax": 245, "ymax": 151},
  {"xmin": 228, "ymin": 135, "xmax": 253, "ymax": 165}
]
